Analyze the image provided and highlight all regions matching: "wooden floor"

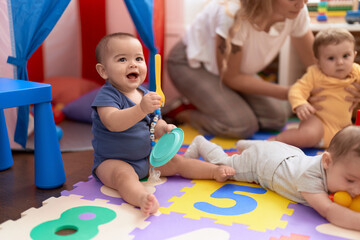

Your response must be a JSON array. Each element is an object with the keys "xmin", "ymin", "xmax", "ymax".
[{"xmin": 0, "ymin": 150, "xmax": 94, "ymax": 224}]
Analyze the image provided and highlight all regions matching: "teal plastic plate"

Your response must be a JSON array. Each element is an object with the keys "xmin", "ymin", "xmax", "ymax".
[{"xmin": 150, "ymin": 128, "xmax": 184, "ymax": 167}]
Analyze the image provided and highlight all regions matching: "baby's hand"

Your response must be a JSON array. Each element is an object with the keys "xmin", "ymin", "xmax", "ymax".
[
  {"xmin": 154, "ymin": 120, "xmax": 177, "ymax": 139},
  {"xmin": 165, "ymin": 124, "xmax": 177, "ymax": 133},
  {"xmin": 140, "ymin": 92, "xmax": 161, "ymax": 114},
  {"xmin": 295, "ymin": 104, "xmax": 316, "ymax": 121}
]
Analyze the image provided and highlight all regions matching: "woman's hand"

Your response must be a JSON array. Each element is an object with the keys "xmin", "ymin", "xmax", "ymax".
[
  {"xmin": 307, "ymin": 87, "xmax": 326, "ymax": 111},
  {"xmin": 307, "ymin": 83, "xmax": 360, "ymax": 113},
  {"xmin": 345, "ymin": 82, "xmax": 360, "ymax": 112}
]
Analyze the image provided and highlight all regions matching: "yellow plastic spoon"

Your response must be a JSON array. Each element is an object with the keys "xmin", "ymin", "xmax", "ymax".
[{"xmin": 155, "ymin": 54, "xmax": 165, "ymax": 107}]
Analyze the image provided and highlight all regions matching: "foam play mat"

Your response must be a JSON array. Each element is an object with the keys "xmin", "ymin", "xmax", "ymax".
[{"xmin": 1, "ymin": 123, "xmax": 360, "ymax": 239}]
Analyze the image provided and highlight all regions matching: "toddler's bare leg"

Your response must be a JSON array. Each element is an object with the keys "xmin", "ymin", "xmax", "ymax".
[
  {"xmin": 272, "ymin": 115, "xmax": 323, "ymax": 148},
  {"xmin": 96, "ymin": 159, "xmax": 159, "ymax": 216}
]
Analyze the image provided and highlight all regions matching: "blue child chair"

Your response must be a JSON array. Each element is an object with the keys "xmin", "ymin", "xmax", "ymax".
[{"xmin": 0, "ymin": 77, "xmax": 66, "ymax": 189}]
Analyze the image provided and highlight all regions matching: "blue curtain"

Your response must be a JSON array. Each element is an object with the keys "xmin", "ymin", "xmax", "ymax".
[
  {"xmin": 6, "ymin": 0, "xmax": 70, "ymax": 148},
  {"xmin": 124, "ymin": 0, "xmax": 157, "ymax": 92}
]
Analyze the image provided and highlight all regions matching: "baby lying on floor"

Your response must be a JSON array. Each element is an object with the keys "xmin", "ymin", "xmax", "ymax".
[{"xmin": 184, "ymin": 125, "xmax": 360, "ymax": 231}]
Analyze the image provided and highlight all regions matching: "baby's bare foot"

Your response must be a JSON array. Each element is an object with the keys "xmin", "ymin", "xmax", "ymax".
[
  {"xmin": 213, "ymin": 165, "xmax": 235, "ymax": 182},
  {"xmin": 140, "ymin": 194, "xmax": 159, "ymax": 216}
]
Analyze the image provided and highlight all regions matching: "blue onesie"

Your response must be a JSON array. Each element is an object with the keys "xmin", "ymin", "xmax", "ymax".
[{"xmin": 91, "ymin": 82, "xmax": 157, "ymax": 180}]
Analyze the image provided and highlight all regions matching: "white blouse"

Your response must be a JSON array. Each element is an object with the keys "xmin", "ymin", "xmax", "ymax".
[{"xmin": 183, "ymin": 0, "xmax": 310, "ymax": 75}]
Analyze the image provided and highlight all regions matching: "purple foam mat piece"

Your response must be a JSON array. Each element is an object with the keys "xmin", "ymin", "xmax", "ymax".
[
  {"xmin": 131, "ymin": 212, "xmax": 267, "ymax": 240},
  {"xmin": 278, "ymin": 203, "xmax": 345, "ymax": 240},
  {"xmin": 61, "ymin": 176, "xmax": 126, "ymax": 205},
  {"xmin": 154, "ymin": 175, "xmax": 194, "ymax": 207},
  {"xmin": 61, "ymin": 175, "xmax": 193, "ymax": 207},
  {"xmin": 132, "ymin": 205, "xmax": 347, "ymax": 240}
]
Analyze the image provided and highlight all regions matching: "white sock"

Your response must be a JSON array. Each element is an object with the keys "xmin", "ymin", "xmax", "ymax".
[
  {"xmin": 198, "ymin": 139, "xmax": 229, "ymax": 165},
  {"xmin": 184, "ymin": 135, "xmax": 206, "ymax": 159},
  {"xmin": 185, "ymin": 135, "xmax": 231, "ymax": 166}
]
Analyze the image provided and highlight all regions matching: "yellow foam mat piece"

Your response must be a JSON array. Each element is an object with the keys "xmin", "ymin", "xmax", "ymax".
[
  {"xmin": 178, "ymin": 124, "xmax": 203, "ymax": 145},
  {"xmin": 179, "ymin": 124, "xmax": 239, "ymax": 149},
  {"xmin": 209, "ymin": 136, "xmax": 238, "ymax": 149},
  {"xmin": 160, "ymin": 180, "xmax": 294, "ymax": 232}
]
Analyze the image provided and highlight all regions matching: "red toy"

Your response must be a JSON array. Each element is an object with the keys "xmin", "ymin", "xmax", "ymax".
[{"xmin": 355, "ymin": 109, "xmax": 360, "ymax": 126}]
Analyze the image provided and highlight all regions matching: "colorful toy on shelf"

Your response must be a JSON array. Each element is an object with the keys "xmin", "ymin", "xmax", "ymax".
[
  {"xmin": 326, "ymin": 1, "xmax": 353, "ymax": 17},
  {"xmin": 345, "ymin": 0, "xmax": 360, "ymax": 23},
  {"xmin": 307, "ymin": 0, "xmax": 354, "ymax": 18},
  {"xmin": 345, "ymin": 10, "xmax": 360, "ymax": 23},
  {"xmin": 317, "ymin": 1, "xmax": 328, "ymax": 22},
  {"xmin": 329, "ymin": 191, "xmax": 360, "ymax": 212}
]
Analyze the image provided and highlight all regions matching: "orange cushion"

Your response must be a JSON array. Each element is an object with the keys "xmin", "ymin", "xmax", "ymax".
[{"xmin": 44, "ymin": 77, "xmax": 102, "ymax": 105}]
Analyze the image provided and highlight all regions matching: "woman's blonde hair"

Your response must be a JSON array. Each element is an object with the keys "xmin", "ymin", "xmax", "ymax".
[
  {"xmin": 221, "ymin": 0, "xmax": 273, "ymax": 77},
  {"xmin": 313, "ymin": 28, "xmax": 355, "ymax": 59}
]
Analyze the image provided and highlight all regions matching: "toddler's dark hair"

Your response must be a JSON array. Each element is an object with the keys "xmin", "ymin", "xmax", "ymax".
[{"xmin": 95, "ymin": 32, "xmax": 137, "ymax": 63}]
